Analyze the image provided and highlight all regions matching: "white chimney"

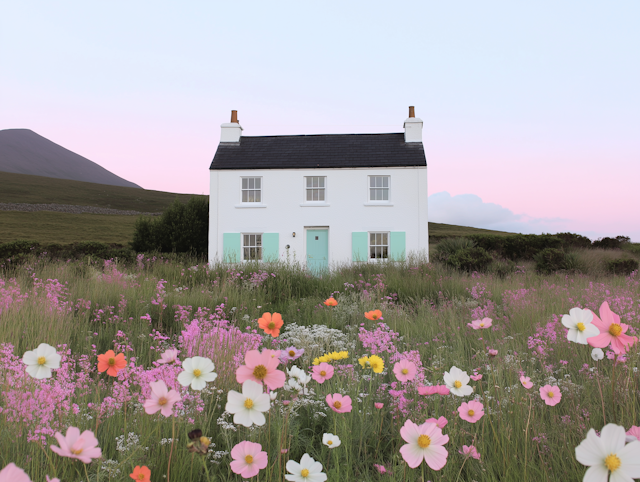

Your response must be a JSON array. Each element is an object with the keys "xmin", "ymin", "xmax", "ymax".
[
  {"xmin": 220, "ymin": 110, "xmax": 243, "ymax": 143},
  {"xmin": 403, "ymin": 106, "xmax": 423, "ymax": 143}
]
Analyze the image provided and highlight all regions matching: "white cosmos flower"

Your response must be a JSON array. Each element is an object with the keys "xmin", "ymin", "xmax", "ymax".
[
  {"xmin": 591, "ymin": 348, "xmax": 605, "ymax": 361},
  {"xmin": 322, "ymin": 433, "xmax": 341, "ymax": 449},
  {"xmin": 575, "ymin": 423, "xmax": 640, "ymax": 481},
  {"xmin": 225, "ymin": 380, "xmax": 271, "ymax": 427},
  {"xmin": 177, "ymin": 356, "xmax": 217, "ymax": 390},
  {"xmin": 287, "ymin": 366, "xmax": 305, "ymax": 379},
  {"xmin": 443, "ymin": 366, "xmax": 473, "ymax": 397},
  {"xmin": 285, "ymin": 453, "xmax": 327, "ymax": 482},
  {"xmin": 562, "ymin": 308, "xmax": 599, "ymax": 345},
  {"xmin": 22, "ymin": 343, "xmax": 61, "ymax": 379}
]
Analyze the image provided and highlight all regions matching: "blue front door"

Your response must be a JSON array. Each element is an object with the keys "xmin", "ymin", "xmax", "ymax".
[{"xmin": 307, "ymin": 229, "xmax": 328, "ymax": 274}]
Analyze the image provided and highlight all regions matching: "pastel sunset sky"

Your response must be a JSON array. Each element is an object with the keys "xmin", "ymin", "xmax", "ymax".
[{"xmin": 2, "ymin": 1, "xmax": 638, "ymax": 240}]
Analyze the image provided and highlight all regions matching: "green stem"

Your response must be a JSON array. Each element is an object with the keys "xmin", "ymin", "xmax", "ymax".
[{"xmin": 167, "ymin": 416, "xmax": 176, "ymax": 482}]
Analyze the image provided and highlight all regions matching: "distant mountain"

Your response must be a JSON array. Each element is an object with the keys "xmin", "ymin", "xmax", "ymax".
[{"xmin": 0, "ymin": 129, "xmax": 141, "ymax": 188}]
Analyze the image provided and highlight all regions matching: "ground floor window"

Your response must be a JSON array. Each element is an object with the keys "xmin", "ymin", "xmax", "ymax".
[
  {"xmin": 243, "ymin": 234, "xmax": 262, "ymax": 260},
  {"xmin": 369, "ymin": 232, "xmax": 388, "ymax": 260}
]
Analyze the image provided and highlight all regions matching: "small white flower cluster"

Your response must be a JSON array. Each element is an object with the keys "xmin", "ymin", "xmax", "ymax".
[
  {"xmin": 216, "ymin": 411, "xmax": 238, "ymax": 431},
  {"xmin": 116, "ymin": 432, "xmax": 140, "ymax": 453},
  {"xmin": 284, "ymin": 366, "xmax": 313, "ymax": 395},
  {"xmin": 100, "ymin": 459, "xmax": 121, "ymax": 477},
  {"xmin": 279, "ymin": 323, "xmax": 355, "ymax": 360},
  {"xmin": 159, "ymin": 438, "xmax": 178, "ymax": 446}
]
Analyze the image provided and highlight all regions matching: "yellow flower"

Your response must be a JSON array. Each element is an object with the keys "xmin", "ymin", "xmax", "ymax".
[
  {"xmin": 338, "ymin": 351, "xmax": 349, "ymax": 359},
  {"xmin": 358, "ymin": 356, "xmax": 371, "ymax": 369},
  {"xmin": 368, "ymin": 355, "xmax": 384, "ymax": 373},
  {"xmin": 312, "ymin": 357, "xmax": 320, "ymax": 366}
]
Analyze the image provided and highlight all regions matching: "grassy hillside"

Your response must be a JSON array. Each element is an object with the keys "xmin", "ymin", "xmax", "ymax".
[
  {"xmin": 0, "ymin": 211, "xmax": 138, "ymax": 244},
  {"xmin": 0, "ymin": 171, "xmax": 205, "ymax": 212},
  {"xmin": 428, "ymin": 221, "xmax": 514, "ymax": 238}
]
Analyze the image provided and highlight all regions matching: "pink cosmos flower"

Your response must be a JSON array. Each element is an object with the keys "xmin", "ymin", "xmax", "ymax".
[
  {"xmin": 459, "ymin": 445, "xmax": 481, "ymax": 460},
  {"xmin": 50, "ymin": 426, "xmax": 102, "ymax": 463},
  {"xmin": 373, "ymin": 464, "xmax": 387, "ymax": 474},
  {"xmin": 157, "ymin": 348, "xmax": 179, "ymax": 365},
  {"xmin": 520, "ymin": 376, "xmax": 533, "ymax": 389},
  {"xmin": 470, "ymin": 374, "xmax": 482, "ymax": 381},
  {"xmin": 46, "ymin": 477, "xmax": 60, "ymax": 482},
  {"xmin": 627, "ymin": 426, "xmax": 640, "ymax": 441},
  {"xmin": 467, "ymin": 318, "xmax": 492, "ymax": 330},
  {"xmin": 0, "ymin": 463, "xmax": 31, "ymax": 482},
  {"xmin": 425, "ymin": 416, "xmax": 448, "ymax": 429},
  {"xmin": 311, "ymin": 363, "xmax": 334, "ymax": 384},
  {"xmin": 375, "ymin": 403, "xmax": 384, "ymax": 409},
  {"xmin": 418, "ymin": 384, "xmax": 450, "ymax": 396},
  {"xmin": 437, "ymin": 385, "xmax": 450, "ymax": 395},
  {"xmin": 487, "ymin": 349, "xmax": 498, "ymax": 357},
  {"xmin": 143, "ymin": 380, "xmax": 182, "ymax": 417},
  {"xmin": 279, "ymin": 346, "xmax": 304, "ymax": 364},
  {"xmin": 587, "ymin": 301, "xmax": 638, "ymax": 355},
  {"xmin": 236, "ymin": 349, "xmax": 286, "ymax": 390},
  {"xmin": 458, "ymin": 400, "xmax": 484, "ymax": 423},
  {"xmin": 393, "ymin": 359, "xmax": 417, "ymax": 382},
  {"xmin": 326, "ymin": 393, "xmax": 352, "ymax": 413},
  {"xmin": 399, "ymin": 419, "xmax": 449, "ymax": 470},
  {"xmin": 230, "ymin": 441, "xmax": 268, "ymax": 479},
  {"xmin": 539, "ymin": 385, "xmax": 562, "ymax": 406}
]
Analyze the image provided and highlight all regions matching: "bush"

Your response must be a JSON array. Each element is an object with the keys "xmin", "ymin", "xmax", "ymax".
[
  {"xmin": 445, "ymin": 247, "xmax": 494, "ymax": 272},
  {"xmin": 607, "ymin": 258, "xmax": 639, "ymax": 276},
  {"xmin": 592, "ymin": 237, "xmax": 627, "ymax": 250},
  {"xmin": 554, "ymin": 232, "xmax": 592, "ymax": 249},
  {"xmin": 467, "ymin": 234, "xmax": 563, "ymax": 261},
  {"xmin": 534, "ymin": 248, "xmax": 574, "ymax": 274},
  {"xmin": 434, "ymin": 237, "xmax": 476, "ymax": 260},
  {"xmin": 131, "ymin": 196, "xmax": 208, "ymax": 256},
  {"xmin": 488, "ymin": 258, "xmax": 517, "ymax": 278},
  {"xmin": 0, "ymin": 241, "xmax": 135, "ymax": 267}
]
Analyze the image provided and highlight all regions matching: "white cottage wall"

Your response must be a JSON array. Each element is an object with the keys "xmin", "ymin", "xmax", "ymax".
[{"xmin": 208, "ymin": 166, "xmax": 428, "ymax": 267}]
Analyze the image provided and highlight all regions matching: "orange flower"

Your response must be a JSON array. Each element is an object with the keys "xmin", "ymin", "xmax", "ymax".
[
  {"xmin": 129, "ymin": 466, "xmax": 151, "ymax": 482},
  {"xmin": 324, "ymin": 298, "xmax": 338, "ymax": 307},
  {"xmin": 97, "ymin": 350, "xmax": 127, "ymax": 377},
  {"xmin": 258, "ymin": 312, "xmax": 284, "ymax": 338},
  {"xmin": 364, "ymin": 310, "xmax": 383, "ymax": 321}
]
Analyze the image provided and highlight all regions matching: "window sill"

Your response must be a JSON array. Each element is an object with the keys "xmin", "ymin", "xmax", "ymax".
[
  {"xmin": 235, "ymin": 204, "xmax": 267, "ymax": 208},
  {"xmin": 300, "ymin": 203, "xmax": 331, "ymax": 207},
  {"xmin": 363, "ymin": 202, "xmax": 394, "ymax": 206}
]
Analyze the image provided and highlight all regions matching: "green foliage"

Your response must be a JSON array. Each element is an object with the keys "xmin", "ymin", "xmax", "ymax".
[
  {"xmin": 488, "ymin": 258, "xmax": 517, "ymax": 278},
  {"xmin": 131, "ymin": 197, "xmax": 209, "ymax": 256},
  {"xmin": 592, "ymin": 236, "xmax": 627, "ymax": 250},
  {"xmin": 607, "ymin": 258, "xmax": 639, "ymax": 275},
  {"xmin": 554, "ymin": 232, "xmax": 593, "ymax": 249},
  {"xmin": 468, "ymin": 234, "xmax": 564, "ymax": 261},
  {"xmin": 444, "ymin": 246, "xmax": 494, "ymax": 272},
  {"xmin": 534, "ymin": 247, "xmax": 574, "ymax": 274},
  {"xmin": 434, "ymin": 237, "xmax": 476, "ymax": 259}
]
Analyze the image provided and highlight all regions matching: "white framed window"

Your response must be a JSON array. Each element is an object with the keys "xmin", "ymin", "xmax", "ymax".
[
  {"xmin": 243, "ymin": 234, "xmax": 262, "ymax": 261},
  {"xmin": 369, "ymin": 232, "xmax": 389, "ymax": 260},
  {"xmin": 241, "ymin": 177, "xmax": 262, "ymax": 203},
  {"xmin": 369, "ymin": 176, "xmax": 390, "ymax": 201},
  {"xmin": 305, "ymin": 176, "xmax": 326, "ymax": 201}
]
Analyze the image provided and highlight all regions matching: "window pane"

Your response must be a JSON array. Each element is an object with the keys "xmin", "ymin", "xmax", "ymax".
[
  {"xmin": 248, "ymin": 178, "xmax": 254, "ymax": 189},
  {"xmin": 376, "ymin": 189, "xmax": 383, "ymax": 201},
  {"xmin": 256, "ymin": 248, "xmax": 262, "ymax": 260},
  {"xmin": 307, "ymin": 190, "xmax": 313, "ymax": 201},
  {"xmin": 382, "ymin": 189, "xmax": 389, "ymax": 200},
  {"xmin": 244, "ymin": 247, "xmax": 249, "ymax": 260},
  {"xmin": 382, "ymin": 246, "xmax": 388, "ymax": 258},
  {"xmin": 370, "ymin": 246, "xmax": 375, "ymax": 258},
  {"xmin": 318, "ymin": 177, "xmax": 325, "ymax": 187},
  {"xmin": 242, "ymin": 191, "xmax": 248, "ymax": 202},
  {"xmin": 256, "ymin": 235, "xmax": 262, "ymax": 246},
  {"xmin": 382, "ymin": 233, "xmax": 388, "ymax": 245},
  {"xmin": 244, "ymin": 235, "xmax": 249, "ymax": 246},
  {"xmin": 370, "ymin": 177, "xmax": 375, "ymax": 187},
  {"xmin": 377, "ymin": 177, "xmax": 383, "ymax": 187},
  {"xmin": 254, "ymin": 178, "xmax": 261, "ymax": 188},
  {"xmin": 242, "ymin": 178, "xmax": 248, "ymax": 189},
  {"xmin": 307, "ymin": 177, "xmax": 313, "ymax": 187},
  {"xmin": 370, "ymin": 233, "xmax": 375, "ymax": 244},
  {"xmin": 254, "ymin": 191, "xmax": 261, "ymax": 202},
  {"xmin": 318, "ymin": 189, "xmax": 325, "ymax": 201},
  {"xmin": 382, "ymin": 177, "xmax": 389, "ymax": 187},
  {"xmin": 247, "ymin": 191, "xmax": 254, "ymax": 202}
]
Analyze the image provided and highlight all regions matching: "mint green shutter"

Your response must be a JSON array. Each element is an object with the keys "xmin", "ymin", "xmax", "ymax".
[
  {"xmin": 352, "ymin": 232, "xmax": 368, "ymax": 262},
  {"xmin": 223, "ymin": 233, "xmax": 241, "ymax": 262},
  {"xmin": 262, "ymin": 233, "xmax": 279, "ymax": 261},
  {"xmin": 390, "ymin": 232, "xmax": 406, "ymax": 261}
]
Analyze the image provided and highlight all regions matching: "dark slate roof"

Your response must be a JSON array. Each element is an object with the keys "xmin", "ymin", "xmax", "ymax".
[{"xmin": 209, "ymin": 133, "xmax": 426, "ymax": 170}]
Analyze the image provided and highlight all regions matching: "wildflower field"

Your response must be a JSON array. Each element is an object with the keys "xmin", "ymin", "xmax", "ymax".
[{"xmin": 1, "ymin": 254, "xmax": 640, "ymax": 481}]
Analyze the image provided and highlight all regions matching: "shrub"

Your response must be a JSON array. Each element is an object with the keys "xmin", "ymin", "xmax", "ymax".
[
  {"xmin": 434, "ymin": 237, "xmax": 476, "ymax": 260},
  {"xmin": 131, "ymin": 196, "xmax": 209, "ymax": 256},
  {"xmin": 534, "ymin": 248, "xmax": 572, "ymax": 274},
  {"xmin": 607, "ymin": 258, "xmax": 639, "ymax": 276},
  {"xmin": 445, "ymin": 247, "xmax": 494, "ymax": 272},
  {"xmin": 467, "ymin": 234, "xmax": 563, "ymax": 261},
  {"xmin": 488, "ymin": 258, "xmax": 517, "ymax": 278},
  {"xmin": 554, "ymin": 232, "xmax": 592, "ymax": 249},
  {"xmin": 592, "ymin": 237, "xmax": 625, "ymax": 250}
]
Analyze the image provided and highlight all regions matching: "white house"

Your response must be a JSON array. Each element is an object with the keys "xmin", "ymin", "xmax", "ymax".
[{"xmin": 208, "ymin": 107, "xmax": 428, "ymax": 271}]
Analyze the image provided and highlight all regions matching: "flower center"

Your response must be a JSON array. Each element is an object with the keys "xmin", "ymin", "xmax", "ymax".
[
  {"xmin": 108, "ymin": 357, "xmax": 115, "ymax": 366},
  {"xmin": 417, "ymin": 434, "xmax": 431, "ymax": 449},
  {"xmin": 480, "ymin": 323, "xmax": 485, "ymax": 327},
  {"xmin": 609, "ymin": 324, "xmax": 623, "ymax": 337},
  {"xmin": 253, "ymin": 365, "xmax": 268, "ymax": 380},
  {"xmin": 454, "ymin": 381, "xmax": 462, "ymax": 388},
  {"xmin": 71, "ymin": 448, "xmax": 83, "ymax": 455},
  {"xmin": 548, "ymin": 392, "xmax": 554, "ymax": 398},
  {"xmin": 200, "ymin": 436, "xmax": 210, "ymax": 445},
  {"xmin": 268, "ymin": 322, "xmax": 275, "ymax": 330},
  {"xmin": 137, "ymin": 474, "xmax": 145, "ymax": 481},
  {"xmin": 604, "ymin": 453, "xmax": 621, "ymax": 472},
  {"xmin": 468, "ymin": 409, "xmax": 475, "ymax": 416},
  {"xmin": 158, "ymin": 397, "xmax": 168, "ymax": 406},
  {"xmin": 320, "ymin": 370, "xmax": 326, "ymax": 376},
  {"xmin": 576, "ymin": 322, "xmax": 586, "ymax": 332},
  {"xmin": 289, "ymin": 350, "xmax": 296, "ymax": 357},
  {"xmin": 193, "ymin": 369, "xmax": 202, "ymax": 377},
  {"xmin": 327, "ymin": 440, "xmax": 333, "ymax": 445},
  {"xmin": 245, "ymin": 454, "xmax": 254, "ymax": 464},
  {"xmin": 37, "ymin": 356, "xmax": 46, "ymax": 365},
  {"xmin": 333, "ymin": 401, "xmax": 342, "ymax": 409},
  {"xmin": 301, "ymin": 468, "xmax": 310, "ymax": 477},
  {"xmin": 401, "ymin": 368, "xmax": 409, "ymax": 375},
  {"xmin": 372, "ymin": 314, "xmax": 378, "ymax": 319},
  {"xmin": 244, "ymin": 398, "xmax": 254, "ymax": 409}
]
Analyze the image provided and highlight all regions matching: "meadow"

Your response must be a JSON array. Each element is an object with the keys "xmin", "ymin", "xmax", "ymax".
[{"xmin": 1, "ymin": 253, "xmax": 639, "ymax": 481}]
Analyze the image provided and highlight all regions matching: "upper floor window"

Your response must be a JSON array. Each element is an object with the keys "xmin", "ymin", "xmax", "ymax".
[
  {"xmin": 243, "ymin": 234, "xmax": 262, "ymax": 260},
  {"xmin": 305, "ymin": 176, "xmax": 326, "ymax": 201},
  {"xmin": 242, "ymin": 177, "xmax": 262, "ymax": 203},
  {"xmin": 370, "ymin": 232, "xmax": 389, "ymax": 260},
  {"xmin": 369, "ymin": 176, "xmax": 390, "ymax": 201}
]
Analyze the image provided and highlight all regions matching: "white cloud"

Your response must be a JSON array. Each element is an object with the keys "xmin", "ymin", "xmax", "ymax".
[{"xmin": 428, "ymin": 192, "xmax": 569, "ymax": 235}]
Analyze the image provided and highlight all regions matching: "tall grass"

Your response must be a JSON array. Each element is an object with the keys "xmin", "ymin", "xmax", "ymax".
[{"xmin": 0, "ymin": 254, "xmax": 639, "ymax": 481}]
